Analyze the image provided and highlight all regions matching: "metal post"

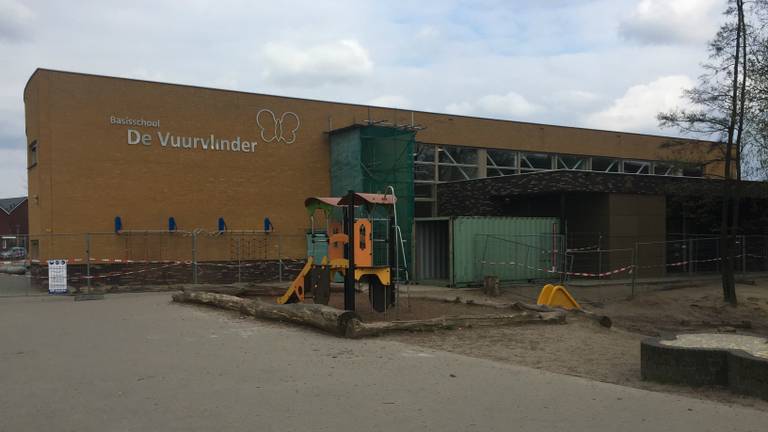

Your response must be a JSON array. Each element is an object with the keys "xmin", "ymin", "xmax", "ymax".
[
  {"xmin": 742, "ymin": 235, "xmax": 747, "ymax": 274},
  {"xmin": 715, "ymin": 239, "xmax": 720, "ymax": 272},
  {"xmin": 631, "ymin": 243, "xmax": 638, "ymax": 298},
  {"xmin": 192, "ymin": 231, "xmax": 198, "ymax": 284},
  {"xmin": 688, "ymin": 239, "xmax": 693, "ymax": 275},
  {"xmin": 597, "ymin": 234, "xmax": 603, "ymax": 280},
  {"xmin": 480, "ymin": 235, "xmax": 490, "ymax": 282},
  {"xmin": 237, "ymin": 236, "xmax": 242, "ymax": 283},
  {"xmin": 277, "ymin": 235, "xmax": 283, "ymax": 283},
  {"xmin": 86, "ymin": 233, "xmax": 91, "ymax": 291},
  {"xmin": 560, "ymin": 235, "xmax": 566, "ymax": 284},
  {"xmin": 344, "ymin": 191, "xmax": 356, "ymax": 311},
  {"xmin": 388, "ymin": 213, "xmax": 396, "ymax": 306},
  {"xmin": 763, "ymin": 237, "xmax": 768, "ymax": 269}
]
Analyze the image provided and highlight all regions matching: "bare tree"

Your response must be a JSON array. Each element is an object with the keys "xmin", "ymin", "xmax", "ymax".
[
  {"xmin": 752, "ymin": 5, "xmax": 768, "ymax": 175},
  {"xmin": 658, "ymin": 0, "xmax": 768, "ymax": 305}
]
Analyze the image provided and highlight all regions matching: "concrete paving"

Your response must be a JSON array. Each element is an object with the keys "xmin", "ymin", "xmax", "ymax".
[{"xmin": 0, "ymin": 292, "xmax": 766, "ymax": 432}]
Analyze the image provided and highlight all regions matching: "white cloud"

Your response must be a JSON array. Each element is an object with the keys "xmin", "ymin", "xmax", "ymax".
[
  {"xmin": 586, "ymin": 75, "xmax": 694, "ymax": 133},
  {"xmin": 446, "ymin": 91, "xmax": 540, "ymax": 119},
  {"xmin": 0, "ymin": 0, "xmax": 718, "ymax": 196},
  {"xmin": 0, "ymin": 0, "xmax": 34, "ymax": 42},
  {"xmin": 261, "ymin": 39, "xmax": 373, "ymax": 87},
  {"xmin": 550, "ymin": 90, "xmax": 600, "ymax": 106},
  {"xmin": 0, "ymin": 148, "xmax": 26, "ymax": 197},
  {"xmin": 619, "ymin": 0, "xmax": 722, "ymax": 45},
  {"xmin": 416, "ymin": 25, "xmax": 440, "ymax": 40},
  {"xmin": 367, "ymin": 95, "xmax": 412, "ymax": 108},
  {"xmin": 0, "ymin": 106, "xmax": 24, "ymax": 152}
]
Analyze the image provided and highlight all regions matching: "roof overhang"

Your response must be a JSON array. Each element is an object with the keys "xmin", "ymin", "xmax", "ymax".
[
  {"xmin": 0, "ymin": 196, "xmax": 27, "ymax": 215},
  {"xmin": 436, "ymin": 170, "xmax": 768, "ymax": 199}
]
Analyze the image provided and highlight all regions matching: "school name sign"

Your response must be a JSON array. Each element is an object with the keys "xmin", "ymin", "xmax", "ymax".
[{"xmin": 110, "ymin": 109, "xmax": 301, "ymax": 154}]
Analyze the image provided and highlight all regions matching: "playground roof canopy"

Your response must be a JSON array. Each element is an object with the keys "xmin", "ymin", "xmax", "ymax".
[
  {"xmin": 304, "ymin": 197, "xmax": 342, "ymax": 215},
  {"xmin": 338, "ymin": 192, "xmax": 397, "ymax": 207},
  {"xmin": 304, "ymin": 193, "xmax": 397, "ymax": 215}
]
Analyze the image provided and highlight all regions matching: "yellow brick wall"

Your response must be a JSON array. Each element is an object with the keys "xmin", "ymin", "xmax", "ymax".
[{"xmin": 23, "ymin": 69, "xmax": 721, "ymax": 260}]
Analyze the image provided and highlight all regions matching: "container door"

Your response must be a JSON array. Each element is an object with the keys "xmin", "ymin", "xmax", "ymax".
[{"xmin": 415, "ymin": 219, "xmax": 449, "ymax": 282}]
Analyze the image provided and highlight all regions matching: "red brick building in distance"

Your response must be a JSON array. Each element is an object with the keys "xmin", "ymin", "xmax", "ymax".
[{"xmin": 0, "ymin": 197, "xmax": 28, "ymax": 236}]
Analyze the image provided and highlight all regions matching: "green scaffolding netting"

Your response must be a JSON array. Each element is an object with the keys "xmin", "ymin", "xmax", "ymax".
[{"xmin": 330, "ymin": 125, "xmax": 415, "ymax": 277}]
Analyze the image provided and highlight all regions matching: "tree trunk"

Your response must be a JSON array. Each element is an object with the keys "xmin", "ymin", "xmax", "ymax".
[
  {"xmin": 172, "ymin": 291, "xmax": 567, "ymax": 338},
  {"xmin": 344, "ymin": 311, "xmax": 565, "ymax": 338},
  {"xmin": 402, "ymin": 295, "xmax": 612, "ymax": 328},
  {"xmin": 172, "ymin": 291, "xmax": 359, "ymax": 336},
  {"xmin": 721, "ymin": 0, "xmax": 745, "ymax": 305},
  {"xmin": 728, "ymin": 1, "xmax": 749, "ymax": 305},
  {"xmin": 481, "ymin": 300, "xmax": 611, "ymax": 328},
  {"xmin": 179, "ymin": 285, "xmax": 288, "ymax": 297}
]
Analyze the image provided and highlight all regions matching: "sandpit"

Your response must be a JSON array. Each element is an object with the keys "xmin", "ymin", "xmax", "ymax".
[
  {"xmin": 661, "ymin": 333, "xmax": 768, "ymax": 359},
  {"xmin": 642, "ymin": 332, "xmax": 768, "ymax": 401}
]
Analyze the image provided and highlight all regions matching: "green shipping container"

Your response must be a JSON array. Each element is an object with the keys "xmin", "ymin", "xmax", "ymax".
[{"xmin": 451, "ymin": 217, "xmax": 561, "ymax": 286}]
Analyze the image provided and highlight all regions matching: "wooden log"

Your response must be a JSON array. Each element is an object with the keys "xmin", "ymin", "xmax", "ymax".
[
  {"xmin": 179, "ymin": 285, "xmax": 287, "ymax": 297},
  {"xmin": 172, "ymin": 291, "xmax": 569, "ymax": 338},
  {"xmin": 572, "ymin": 309, "xmax": 612, "ymax": 328},
  {"xmin": 735, "ymin": 278, "xmax": 756, "ymax": 286},
  {"xmin": 344, "ymin": 310, "xmax": 566, "ymax": 339},
  {"xmin": 509, "ymin": 302, "xmax": 612, "ymax": 328},
  {"xmin": 172, "ymin": 291, "xmax": 359, "ymax": 336},
  {"xmin": 444, "ymin": 298, "xmax": 613, "ymax": 328}
]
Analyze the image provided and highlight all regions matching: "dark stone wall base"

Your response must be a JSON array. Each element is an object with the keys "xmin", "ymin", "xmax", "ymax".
[
  {"xmin": 641, "ymin": 336, "xmax": 768, "ymax": 401},
  {"xmin": 29, "ymin": 260, "xmax": 305, "ymax": 290}
]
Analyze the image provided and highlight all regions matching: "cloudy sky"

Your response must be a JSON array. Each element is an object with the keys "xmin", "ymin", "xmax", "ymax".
[{"xmin": 0, "ymin": 0, "xmax": 726, "ymax": 197}]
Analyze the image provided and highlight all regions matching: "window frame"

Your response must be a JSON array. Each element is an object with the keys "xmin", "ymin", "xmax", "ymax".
[{"xmin": 28, "ymin": 140, "xmax": 38, "ymax": 169}]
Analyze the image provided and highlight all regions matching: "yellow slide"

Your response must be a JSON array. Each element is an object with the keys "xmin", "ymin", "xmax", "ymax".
[
  {"xmin": 276, "ymin": 257, "xmax": 314, "ymax": 304},
  {"xmin": 536, "ymin": 284, "xmax": 581, "ymax": 310}
]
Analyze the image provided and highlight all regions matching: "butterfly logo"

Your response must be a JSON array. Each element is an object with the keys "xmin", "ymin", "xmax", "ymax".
[{"xmin": 256, "ymin": 109, "xmax": 300, "ymax": 144}]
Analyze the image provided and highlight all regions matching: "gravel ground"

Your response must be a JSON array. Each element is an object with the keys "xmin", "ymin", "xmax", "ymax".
[{"xmin": 388, "ymin": 279, "xmax": 768, "ymax": 410}]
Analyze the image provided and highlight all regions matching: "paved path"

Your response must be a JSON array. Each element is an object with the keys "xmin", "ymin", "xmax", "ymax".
[{"xmin": 0, "ymin": 293, "xmax": 766, "ymax": 431}]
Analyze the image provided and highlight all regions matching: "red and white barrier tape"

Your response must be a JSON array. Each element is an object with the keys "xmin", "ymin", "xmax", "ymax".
[
  {"xmin": 75, "ymin": 262, "xmax": 186, "ymax": 281},
  {"xmin": 197, "ymin": 261, "xmax": 276, "ymax": 268},
  {"xmin": 23, "ymin": 257, "xmax": 305, "ymax": 266},
  {"xmin": 637, "ymin": 253, "xmax": 768, "ymax": 269},
  {"xmin": 196, "ymin": 261, "xmax": 306, "ymax": 271},
  {"xmin": 566, "ymin": 245, "xmax": 599, "ymax": 252},
  {"xmin": 567, "ymin": 266, "xmax": 634, "ymax": 277},
  {"xmin": 21, "ymin": 261, "xmax": 188, "ymax": 281},
  {"xmin": 478, "ymin": 260, "xmax": 634, "ymax": 278},
  {"xmin": 480, "ymin": 252, "xmax": 768, "ymax": 277},
  {"xmin": 26, "ymin": 258, "xmax": 181, "ymax": 265}
]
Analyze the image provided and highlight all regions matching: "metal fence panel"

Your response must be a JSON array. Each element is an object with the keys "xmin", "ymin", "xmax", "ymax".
[
  {"xmin": 0, "ymin": 231, "xmax": 310, "ymax": 295},
  {"xmin": 450, "ymin": 216, "xmax": 560, "ymax": 285},
  {"xmin": 473, "ymin": 233, "xmax": 564, "ymax": 284}
]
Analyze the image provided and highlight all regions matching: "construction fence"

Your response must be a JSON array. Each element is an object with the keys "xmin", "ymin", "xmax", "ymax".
[
  {"xmin": 473, "ymin": 233, "xmax": 768, "ymax": 286},
  {"xmin": 3, "ymin": 231, "xmax": 768, "ymax": 295},
  {"xmin": 0, "ymin": 231, "xmax": 308, "ymax": 295}
]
